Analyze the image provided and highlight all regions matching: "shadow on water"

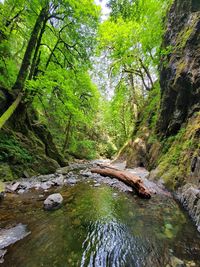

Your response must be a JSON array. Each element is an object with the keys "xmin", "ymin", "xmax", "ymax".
[{"xmin": 0, "ymin": 182, "xmax": 200, "ymax": 267}]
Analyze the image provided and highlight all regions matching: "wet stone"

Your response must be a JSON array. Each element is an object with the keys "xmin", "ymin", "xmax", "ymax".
[
  {"xmin": 52, "ymin": 175, "xmax": 64, "ymax": 186},
  {"xmin": 40, "ymin": 182, "xmax": 53, "ymax": 190},
  {"xmin": 44, "ymin": 193, "xmax": 63, "ymax": 211},
  {"xmin": 65, "ymin": 178, "xmax": 78, "ymax": 185},
  {"xmin": 0, "ymin": 223, "xmax": 30, "ymax": 263},
  {"xmin": 17, "ymin": 189, "xmax": 25, "ymax": 194},
  {"xmin": 80, "ymin": 170, "xmax": 92, "ymax": 177},
  {"xmin": 6, "ymin": 182, "xmax": 20, "ymax": 192}
]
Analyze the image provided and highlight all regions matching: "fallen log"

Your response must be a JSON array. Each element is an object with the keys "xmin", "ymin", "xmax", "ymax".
[{"xmin": 91, "ymin": 167, "xmax": 151, "ymax": 199}]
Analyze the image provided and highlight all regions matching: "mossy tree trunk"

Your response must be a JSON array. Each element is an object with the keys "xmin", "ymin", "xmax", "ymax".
[
  {"xmin": 0, "ymin": 93, "xmax": 23, "ymax": 130},
  {"xmin": 0, "ymin": 4, "xmax": 49, "ymax": 130},
  {"xmin": 13, "ymin": 5, "xmax": 49, "ymax": 94}
]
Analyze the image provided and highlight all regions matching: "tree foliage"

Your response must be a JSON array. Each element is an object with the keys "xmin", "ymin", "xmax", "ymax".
[{"xmin": 0, "ymin": 0, "xmax": 172, "ymax": 160}]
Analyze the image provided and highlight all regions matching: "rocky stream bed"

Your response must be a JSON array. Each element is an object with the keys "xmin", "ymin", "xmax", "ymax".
[{"xmin": 0, "ymin": 160, "xmax": 200, "ymax": 267}]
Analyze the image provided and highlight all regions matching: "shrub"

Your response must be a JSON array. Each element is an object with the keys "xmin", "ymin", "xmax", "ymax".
[{"xmin": 69, "ymin": 140, "xmax": 96, "ymax": 160}]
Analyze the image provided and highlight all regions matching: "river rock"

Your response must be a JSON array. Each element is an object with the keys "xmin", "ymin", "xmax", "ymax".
[
  {"xmin": 6, "ymin": 182, "xmax": 20, "ymax": 192},
  {"xmin": 40, "ymin": 181, "xmax": 53, "ymax": 190},
  {"xmin": 44, "ymin": 193, "xmax": 63, "ymax": 210},
  {"xmin": 0, "ymin": 223, "xmax": 30, "ymax": 263},
  {"xmin": 65, "ymin": 177, "xmax": 77, "ymax": 185},
  {"xmin": 52, "ymin": 175, "xmax": 64, "ymax": 186},
  {"xmin": 80, "ymin": 170, "xmax": 92, "ymax": 177},
  {"xmin": 17, "ymin": 189, "xmax": 25, "ymax": 194}
]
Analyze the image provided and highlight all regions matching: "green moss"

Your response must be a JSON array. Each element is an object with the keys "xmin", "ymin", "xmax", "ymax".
[
  {"xmin": 0, "ymin": 93, "xmax": 22, "ymax": 130},
  {"xmin": 176, "ymin": 27, "xmax": 193, "ymax": 50},
  {"xmin": 0, "ymin": 163, "xmax": 15, "ymax": 181},
  {"xmin": 156, "ymin": 113, "xmax": 200, "ymax": 189},
  {"xmin": 0, "ymin": 181, "xmax": 5, "ymax": 192},
  {"xmin": 175, "ymin": 13, "xmax": 199, "ymax": 50},
  {"xmin": 0, "ymin": 132, "xmax": 33, "ymax": 164},
  {"xmin": 173, "ymin": 59, "xmax": 187, "ymax": 85},
  {"xmin": 137, "ymin": 83, "xmax": 160, "ymax": 136}
]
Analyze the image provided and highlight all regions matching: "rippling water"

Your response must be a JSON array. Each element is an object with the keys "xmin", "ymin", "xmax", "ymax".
[{"xmin": 0, "ymin": 182, "xmax": 200, "ymax": 267}]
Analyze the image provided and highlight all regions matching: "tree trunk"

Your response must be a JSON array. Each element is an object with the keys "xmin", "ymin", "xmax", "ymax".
[
  {"xmin": 28, "ymin": 19, "xmax": 47, "ymax": 80},
  {"xmin": 13, "ymin": 5, "xmax": 49, "ymax": 93},
  {"xmin": 91, "ymin": 167, "xmax": 151, "ymax": 199},
  {"xmin": 0, "ymin": 5, "xmax": 49, "ymax": 130},
  {"xmin": 0, "ymin": 93, "xmax": 23, "ymax": 129},
  {"xmin": 62, "ymin": 115, "xmax": 72, "ymax": 153}
]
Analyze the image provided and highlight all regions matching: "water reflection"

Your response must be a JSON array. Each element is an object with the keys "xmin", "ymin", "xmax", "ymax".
[
  {"xmin": 81, "ymin": 220, "xmax": 170, "ymax": 267},
  {"xmin": 0, "ymin": 182, "xmax": 199, "ymax": 267}
]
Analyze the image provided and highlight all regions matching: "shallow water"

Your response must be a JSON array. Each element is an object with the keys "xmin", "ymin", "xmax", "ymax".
[{"xmin": 0, "ymin": 181, "xmax": 200, "ymax": 267}]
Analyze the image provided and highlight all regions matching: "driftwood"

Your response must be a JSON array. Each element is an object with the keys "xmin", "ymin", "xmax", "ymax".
[{"xmin": 91, "ymin": 167, "xmax": 151, "ymax": 199}]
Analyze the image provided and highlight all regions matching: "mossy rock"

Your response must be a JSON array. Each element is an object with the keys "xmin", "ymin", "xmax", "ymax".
[
  {"xmin": 0, "ymin": 163, "xmax": 15, "ymax": 181},
  {"xmin": 31, "ymin": 155, "xmax": 60, "ymax": 175},
  {"xmin": 161, "ymin": 166, "xmax": 181, "ymax": 190}
]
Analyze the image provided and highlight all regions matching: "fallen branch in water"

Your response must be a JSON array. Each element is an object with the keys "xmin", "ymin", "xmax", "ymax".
[{"xmin": 91, "ymin": 167, "xmax": 151, "ymax": 199}]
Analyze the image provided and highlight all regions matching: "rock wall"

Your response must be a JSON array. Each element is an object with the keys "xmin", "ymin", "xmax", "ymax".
[
  {"xmin": 117, "ymin": 0, "xmax": 200, "ymax": 231},
  {"xmin": 156, "ymin": 0, "xmax": 200, "ymax": 231},
  {"xmin": 158, "ymin": 0, "xmax": 200, "ymax": 136}
]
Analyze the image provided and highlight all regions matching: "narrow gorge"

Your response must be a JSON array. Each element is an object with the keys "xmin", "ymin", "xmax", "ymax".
[{"xmin": 0, "ymin": 0, "xmax": 200, "ymax": 266}]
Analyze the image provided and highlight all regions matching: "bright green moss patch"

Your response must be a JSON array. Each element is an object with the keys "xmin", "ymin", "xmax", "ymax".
[{"xmin": 156, "ymin": 113, "xmax": 200, "ymax": 189}]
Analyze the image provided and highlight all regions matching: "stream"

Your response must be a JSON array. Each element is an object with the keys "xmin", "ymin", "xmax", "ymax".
[{"xmin": 0, "ymin": 161, "xmax": 200, "ymax": 267}]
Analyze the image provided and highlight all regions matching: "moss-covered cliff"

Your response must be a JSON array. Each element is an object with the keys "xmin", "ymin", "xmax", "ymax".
[
  {"xmin": 119, "ymin": 0, "xmax": 200, "ymax": 188},
  {"xmin": 158, "ymin": 0, "xmax": 200, "ymax": 136},
  {"xmin": 117, "ymin": 0, "xmax": 200, "ymax": 230}
]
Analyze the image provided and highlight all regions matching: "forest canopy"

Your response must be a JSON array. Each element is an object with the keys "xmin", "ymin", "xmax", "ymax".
[{"xmin": 0, "ymin": 0, "xmax": 172, "ymax": 160}]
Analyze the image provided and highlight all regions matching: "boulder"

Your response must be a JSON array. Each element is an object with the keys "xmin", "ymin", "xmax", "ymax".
[{"xmin": 43, "ymin": 193, "xmax": 63, "ymax": 211}]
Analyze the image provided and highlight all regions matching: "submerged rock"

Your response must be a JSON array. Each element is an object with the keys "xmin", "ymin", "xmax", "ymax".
[
  {"xmin": 0, "ymin": 223, "xmax": 30, "ymax": 263},
  {"xmin": 44, "ymin": 193, "xmax": 63, "ymax": 211},
  {"xmin": 0, "ymin": 223, "xmax": 30, "ymax": 249}
]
